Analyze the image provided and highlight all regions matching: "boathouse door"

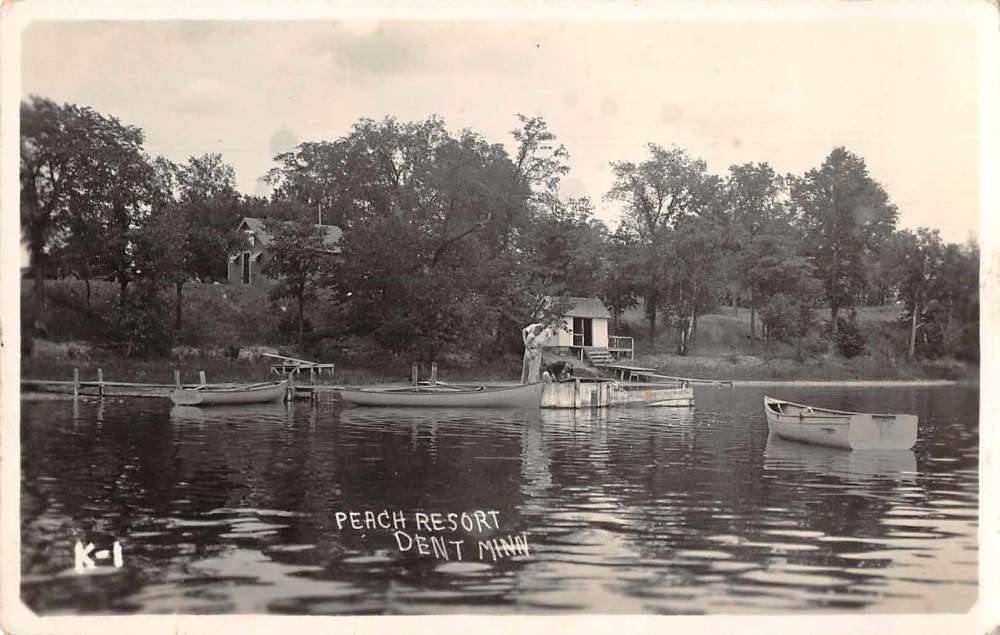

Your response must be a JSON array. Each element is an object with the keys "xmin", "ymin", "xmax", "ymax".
[{"xmin": 573, "ymin": 317, "xmax": 594, "ymax": 347}]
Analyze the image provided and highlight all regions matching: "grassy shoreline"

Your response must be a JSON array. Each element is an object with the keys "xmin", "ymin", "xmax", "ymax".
[
  {"xmin": 20, "ymin": 349, "xmax": 977, "ymax": 387},
  {"xmin": 19, "ymin": 355, "xmax": 525, "ymax": 387},
  {"xmin": 21, "ymin": 279, "xmax": 978, "ymax": 386}
]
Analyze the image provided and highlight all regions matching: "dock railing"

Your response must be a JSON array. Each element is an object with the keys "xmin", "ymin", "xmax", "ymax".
[
  {"xmin": 262, "ymin": 353, "xmax": 335, "ymax": 383},
  {"xmin": 628, "ymin": 370, "xmax": 733, "ymax": 387},
  {"xmin": 608, "ymin": 335, "xmax": 634, "ymax": 360}
]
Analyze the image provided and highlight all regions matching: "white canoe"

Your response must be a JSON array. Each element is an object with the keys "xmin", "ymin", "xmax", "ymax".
[
  {"xmin": 763, "ymin": 396, "xmax": 917, "ymax": 451},
  {"xmin": 169, "ymin": 380, "xmax": 288, "ymax": 406},
  {"xmin": 338, "ymin": 382, "xmax": 545, "ymax": 408}
]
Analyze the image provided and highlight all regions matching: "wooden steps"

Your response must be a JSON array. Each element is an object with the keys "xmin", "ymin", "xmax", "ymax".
[{"xmin": 584, "ymin": 347, "xmax": 615, "ymax": 366}]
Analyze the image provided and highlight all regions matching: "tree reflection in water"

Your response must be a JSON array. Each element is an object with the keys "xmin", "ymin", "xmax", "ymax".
[{"xmin": 20, "ymin": 384, "xmax": 978, "ymax": 614}]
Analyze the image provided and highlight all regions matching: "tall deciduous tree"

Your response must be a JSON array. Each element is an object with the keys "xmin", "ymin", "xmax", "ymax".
[
  {"xmin": 510, "ymin": 113, "xmax": 570, "ymax": 214},
  {"xmin": 929, "ymin": 239, "xmax": 979, "ymax": 360},
  {"xmin": 74, "ymin": 106, "xmax": 153, "ymax": 303},
  {"xmin": 176, "ymin": 153, "xmax": 242, "ymax": 282},
  {"xmin": 22, "ymin": 96, "xmax": 155, "ymax": 309},
  {"xmin": 664, "ymin": 214, "xmax": 725, "ymax": 355},
  {"xmin": 888, "ymin": 228, "xmax": 945, "ymax": 358},
  {"xmin": 320, "ymin": 118, "xmax": 530, "ymax": 359},
  {"xmin": 789, "ymin": 147, "xmax": 898, "ymax": 332},
  {"xmin": 521, "ymin": 197, "xmax": 608, "ymax": 298},
  {"xmin": 720, "ymin": 162, "xmax": 788, "ymax": 340},
  {"xmin": 606, "ymin": 144, "xmax": 718, "ymax": 343},
  {"xmin": 602, "ymin": 227, "xmax": 640, "ymax": 332},
  {"xmin": 21, "ymin": 97, "xmax": 79, "ymax": 320},
  {"xmin": 263, "ymin": 219, "xmax": 337, "ymax": 348}
]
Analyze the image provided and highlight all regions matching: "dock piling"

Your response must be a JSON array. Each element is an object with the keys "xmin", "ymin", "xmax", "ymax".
[
  {"xmin": 72, "ymin": 368, "xmax": 79, "ymax": 399},
  {"xmin": 199, "ymin": 370, "xmax": 207, "ymax": 386},
  {"xmin": 97, "ymin": 368, "xmax": 104, "ymax": 396},
  {"xmin": 174, "ymin": 370, "xmax": 181, "ymax": 390},
  {"xmin": 412, "ymin": 362, "xmax": 418, "ymax": 387}
]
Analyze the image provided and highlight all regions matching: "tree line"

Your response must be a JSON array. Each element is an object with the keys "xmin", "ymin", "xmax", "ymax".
[{"xmin": 21, "ymin": 95, "xmax": 979, "ymax": 362}]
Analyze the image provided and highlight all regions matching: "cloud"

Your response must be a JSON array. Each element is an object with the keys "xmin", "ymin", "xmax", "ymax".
[
  {"xmin": 174, "ymin": 77, "xmax": 232, "ymax": 115},
  {"xmin": 269, "ymin": 127, "xmax": 298, "ymax": 156},
  {"xmin": 311, "ymin": 22, "xmax": 424, "ymax": 76}
]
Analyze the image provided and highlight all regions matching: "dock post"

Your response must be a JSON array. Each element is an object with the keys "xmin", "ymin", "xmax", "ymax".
[
  {"xmin": 73, "ymin": 368, "xmax": 79, "ymax": 399},
  {"xmin": 199, "ymin": 370, "xmax": 207, "ymax": 386},
  {"xmin": 430, "ymin": 362, "xmax": 437, "ymax": 386},
  {"xmin": 174, "ymin": 370, "xmax": 181, "ymax": 390},
  {"xmin": 412, "ymin": 362, "xmax": 418, "ymax": 387},
  {"xmin": 97, "ymin": 368, "xmax": 104, "ymax": 397},
  {"xmin": 287, "ymin": 371, "xmax": 295, "ymax": 402}
]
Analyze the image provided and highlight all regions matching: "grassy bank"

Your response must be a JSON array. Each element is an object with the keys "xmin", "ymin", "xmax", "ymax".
[
  {"xmin": 21, "ymin": 354, "xmax": 523, "ymax": 386},
  {"xmin": 615, "ymin": 304, "xmax": 977, "ymax": 382},
  {"xmin": 20, "ymin": 278, "xmax": 977, "ymax": 385},
  {"xmin": 631, "ymin": 352, "xmax": 975, "ymax": 382},
  {"xmin": 21, "ymin": 351, "xmax": 973, "ymax": 387}
]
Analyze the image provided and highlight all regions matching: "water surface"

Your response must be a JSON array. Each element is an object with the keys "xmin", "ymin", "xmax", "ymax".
[{"xmin": 20, "ymin": 384, "xmax": 978, "ymax": 614}]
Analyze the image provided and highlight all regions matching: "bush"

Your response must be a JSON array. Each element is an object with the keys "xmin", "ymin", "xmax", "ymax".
[
  {"xmin": 761, "ymin": 294, "xmax": 797, "ymax": 342},
  {"xmin": 833, "ymin": 317, "xmax": 866, "ymax": 358},
  {"xmin": 798, "ymin": 333, "xmax": 829, "ymax": 359},
  {"xmin": 108, "ymin": 283, "xmax": 174, "ymax": 357}
]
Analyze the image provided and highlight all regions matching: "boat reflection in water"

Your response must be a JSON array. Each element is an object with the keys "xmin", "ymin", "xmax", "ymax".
[
  {"xmin": 763, "ymin": 434, "xmax": 916, "ymax": 483},
  {"xmin": 169, "ymin": 402, "xmax": 293, "ymax": 425},
  {"xmin": 336, "ymin": 406, "xmax": 530, "ymax": 432},
  {"xmin": 537, "ymin": 403, "xmax": 694, "ymax": 429}
]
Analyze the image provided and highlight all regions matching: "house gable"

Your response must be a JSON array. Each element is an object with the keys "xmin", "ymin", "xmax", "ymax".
[{"xmin": 228, "ymin": 216, "xmax": 344, "ymax": 285}]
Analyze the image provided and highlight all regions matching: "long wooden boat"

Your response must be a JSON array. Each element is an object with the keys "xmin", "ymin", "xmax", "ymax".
[
  {"xmin": 338, "ymin": 382, "xmax": 545, "ymax": 408},
  {"xmin": 763, "ymin": 396, "xmax": 917, "ymax": 450},
  {"xmin": 169, "ymin": 380, "xmax": 288, "ymax": 406}
]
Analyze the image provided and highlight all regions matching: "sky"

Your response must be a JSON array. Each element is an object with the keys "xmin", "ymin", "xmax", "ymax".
[{"xmin": 20, "ymin": 17, "xmax": 982, "ymax": 244}]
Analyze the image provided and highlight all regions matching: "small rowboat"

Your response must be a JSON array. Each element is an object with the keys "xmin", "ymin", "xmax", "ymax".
[
  {"xmin": 338, "ymin": 382, "xmax": 545, "ymax": 408},
  {"xmin": 169, "ymin": 380, "xmax": 288, "ymax": 406},
  {"xmin": 763, "ymin": 396, "xmax": 918, "ymax": 450}
]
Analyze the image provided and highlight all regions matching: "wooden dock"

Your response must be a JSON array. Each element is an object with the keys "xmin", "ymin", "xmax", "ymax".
[
  {"xmin": 595, "ymin": 362, "xmax": 733, "ymax": 387},
  {"xmin": 20, "ymin": 368, "xmax": 334, "ymax": 402}
]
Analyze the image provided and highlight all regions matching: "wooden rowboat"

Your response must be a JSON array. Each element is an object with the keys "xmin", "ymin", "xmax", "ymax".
[
  {"xmin": 763, "ymin": 396, "xmax": 917, "ymax": 451},
  {"xmin": 338, "ymin": 382, "xmax": 545, "ymax": 408},
  {"xmin": 169, "ymin": 380, "xmax": 288, "ymax": 406}
]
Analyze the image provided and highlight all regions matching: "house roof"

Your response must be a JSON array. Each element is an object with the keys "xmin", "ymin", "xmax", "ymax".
[
  {"xmin": 238, "ymin": 217, "xmax": 343, "ymax": 253},
  {"xmin": 556, "ymin": 296, "xmax": 611, "ymax": 319}
]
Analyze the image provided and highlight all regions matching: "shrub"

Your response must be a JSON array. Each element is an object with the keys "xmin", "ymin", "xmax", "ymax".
[
  {"xmin": 761, "ymin": 294, "xmax": 797, "ymax": 342},
  {"xmin": 108, "ymin": 283, "xmax": 174, "ymax": 357},
  {"xmin": 833, "ymin": 317, "xmax": 866, "ymax": 358},
  {"xmin": 797, "ymin": 333, "xmax": 829, "ymax": 360}
]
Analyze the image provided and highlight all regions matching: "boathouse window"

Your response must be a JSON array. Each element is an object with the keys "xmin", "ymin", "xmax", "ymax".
[{"xmin": 242, "ymin": 252, "xmax": 250, "ymax": 284}]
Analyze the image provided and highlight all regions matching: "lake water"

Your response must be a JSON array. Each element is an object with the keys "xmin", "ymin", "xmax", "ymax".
[{"xmin": 20, "ymin": 384, "xmax": 979, "ymax": 615}]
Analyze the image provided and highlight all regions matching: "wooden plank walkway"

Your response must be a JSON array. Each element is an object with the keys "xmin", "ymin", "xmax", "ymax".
[{"xmin": 595, "ymin": 363, "xmax": 657, "ymax": 381}]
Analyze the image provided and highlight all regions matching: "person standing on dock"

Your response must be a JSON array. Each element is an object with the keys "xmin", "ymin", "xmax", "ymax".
[{"xmin": 521, "ymin": 323, "xmax": 546, "ymax": 384}]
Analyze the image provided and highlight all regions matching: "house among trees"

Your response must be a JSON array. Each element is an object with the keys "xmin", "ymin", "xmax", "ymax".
[
  {"xmin": 542, "ymin": 296, "xmax": 635, "ymax": 362},
  {"xmin": 227, "ymin": 217, "xmax": 343, "ymax": 286}
]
